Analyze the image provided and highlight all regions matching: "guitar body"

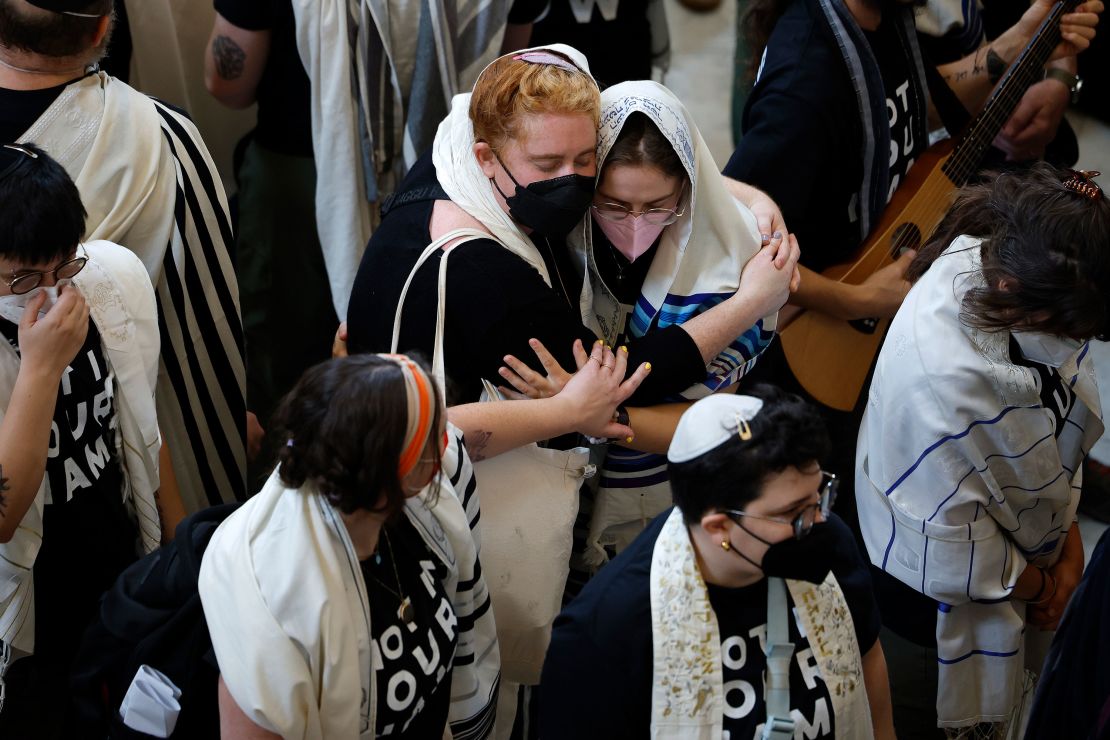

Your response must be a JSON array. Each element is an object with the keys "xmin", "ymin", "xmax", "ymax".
[{"xmin": 779, "ymin": 140, "xmax": 957, "ymax": 411}]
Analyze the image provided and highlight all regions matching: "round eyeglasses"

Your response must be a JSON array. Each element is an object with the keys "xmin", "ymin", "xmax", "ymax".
[
  {"xmin": 723, "ymin": 471, "xmax": 839, "ymax": 540},
  {"xmin": 1, "ymin": 249, "xmax": 88, "ymax": 295},
  {"xmin": 591, "ymin": 183, "xmax": 687, "ymax": 227}
]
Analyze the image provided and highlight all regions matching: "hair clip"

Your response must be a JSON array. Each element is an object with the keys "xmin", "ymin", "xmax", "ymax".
[
  {"xmin": 736, "ymin": 414, "xmax": 753, "ymax": 441},
  {"xmin": 0, "ymin": 143, "xmax": 38, "ymax": 183},
  {"xmin": 512, "ymin": 51, "xmax": 579, "ymax": 73},
  {"xmin": 2, "ymin": 144, "xmax": 38, "ymax": 159},
  {"xmin": 1062, "ymin": 169, "xmax": 1103, "ymax": 201}
]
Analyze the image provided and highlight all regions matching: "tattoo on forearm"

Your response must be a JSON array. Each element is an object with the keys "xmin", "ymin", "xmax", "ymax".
[
  {"xmin": 212, "ymin": 35, "xmax": 246, "ymax": 80},
  {"xmin": 972, "ymin": 46, "xmax": 988, "ymax": 77},
  {"xmin": 987, "ymin": 48, "xmax": 1008, "ymax": 85},
  {"xmin": 467, "ymin": 430, "xmax": 494, "ymax": 463},
  {"xmin": 0, "ymin": 464, "xmax": 8, "ymax": 513}
]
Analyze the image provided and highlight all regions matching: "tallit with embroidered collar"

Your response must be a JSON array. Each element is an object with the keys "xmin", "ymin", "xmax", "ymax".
[
  {"xmin": 570, "ymin": 80, "xmax": 777, "ymax": 398},
  {"xmin": 648, "ymin": 508, "xmax": 873, "ymax": 739}
]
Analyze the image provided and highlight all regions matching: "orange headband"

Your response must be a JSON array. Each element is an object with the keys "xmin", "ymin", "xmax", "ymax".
[{"xmin": 379, "ymin": 354, "xmax": 435, "ymax": 479}]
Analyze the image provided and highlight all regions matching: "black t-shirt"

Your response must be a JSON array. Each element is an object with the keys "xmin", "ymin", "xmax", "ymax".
[
  {"xmin": 723, "ymin": 0, "xmax": 925, "ymax": 272},
  {"xmin": 214, "ymin": 0, "xmax": 313, "ymax": 156},
  {"xmin": 0, "ymin": 75, "xmax": 91, "ymax": 144},
  {"xmin": 362, "ymin": 516, "xmax": 457, "ymax": 737},
  {"xmin": 527, "ymin": 0, "xmax": 653, "ymax": 88},
  {"xmin": 864, "ymin": 17, "xmax": 923, "ymax": 205},
  {"xmin": 345, "ymin": 152, "xmax": 704, "ymax": 406},
  {"xmin": 0, "ymin": 317, "xmax": 137, "ymax": 661},
  {"xmin": 540, "ymin": 509, "xmax": 881, "ymax": 738}
]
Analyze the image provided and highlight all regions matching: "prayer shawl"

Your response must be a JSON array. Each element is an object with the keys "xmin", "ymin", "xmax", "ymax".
[
  {"xmin": 570, "ymin": 81, "xmax": 776, "ymax": 564},
  {"xmin": 856, "ymin": 237, "xmax": 1103, "ymax": 728},
  {"xmin": 431, "ymin": 43, "xmax": 598, "ymax": 289},
  {"xmin": 199, "ymin": 425, "xmax": 500, "ymax": 740},
  {"xmin": 291, "ymin": 0, "xmax": 512, "ymax": 320},
  {"xmin": 648, "ymin": 508, "xmax": 873, "ymax": 739},
  {"xmin": 0, "ymin": 241, "xmax": 162, "ymax": 678},
  {"xmin": 810, "ymin": 0, "xmax": 928, "ymax": 242},
  {"xmin": 18, "ymin": 72, "xmax": 245, "ymax": 511}
]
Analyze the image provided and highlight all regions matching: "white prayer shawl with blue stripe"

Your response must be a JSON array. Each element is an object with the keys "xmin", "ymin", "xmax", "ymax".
[
  {"xmin": 856, "ymin": 237, "xmax": 1103, "ymax": 729},
  {"xmin": 569, "ymin": 81, "xmax": 777, "ymax": 563}
]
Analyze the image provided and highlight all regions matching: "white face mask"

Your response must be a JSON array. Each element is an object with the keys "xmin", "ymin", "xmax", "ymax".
[
  {"xmin": 0, "ymin": 279, "xmax": 73, "ymax": 325},
  {"xmin": 1012, "ymin": 331, "xmax": 1085, "ymax": 369}
]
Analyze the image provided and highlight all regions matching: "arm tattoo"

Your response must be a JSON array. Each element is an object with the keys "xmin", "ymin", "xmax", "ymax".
[
  {"xmin": 466, "ymin": 430, "xmax": 494, "ymax": 463},
  {"xmin": 0, "ymin": 464, "xmax": 9, "ymax": 513},
  {"xmin": 212, "ymin": 35, "xmax": 247, "ymax": 80},
  {"xmin": 986, "ymin": 48, "xmax": 1008, "ymax": 85}
]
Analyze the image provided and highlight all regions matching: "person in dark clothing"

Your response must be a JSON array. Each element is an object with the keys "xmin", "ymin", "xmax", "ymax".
[
  {"xmin": 521, "ymin": 0, "xmax": 668, "ymax": 88},
  {"xmin": 540, "ymin": 386, "xmax": 895, "ymax": 739},
  {"xmin": 0, "ymin": 144, "xmax": 182, "ymax": 738},
  {"xmin": 205, "ymin": 0, "xmax": 334, "ymax": 470}
]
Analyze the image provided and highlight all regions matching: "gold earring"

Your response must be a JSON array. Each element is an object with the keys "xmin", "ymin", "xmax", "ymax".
[{"xmin": 721, "ymin": 539, "xmax": 731, "ymax": 552}]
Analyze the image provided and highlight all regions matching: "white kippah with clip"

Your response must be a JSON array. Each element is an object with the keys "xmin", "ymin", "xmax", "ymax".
[{"xmin": 666, "ymin": 394, "xmax": 765, "ymax": 464}]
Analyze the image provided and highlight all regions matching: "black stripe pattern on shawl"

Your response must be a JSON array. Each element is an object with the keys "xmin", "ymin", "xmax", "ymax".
[{"xmin": 152, "ymin": 99, "xmax": 247, "ymax": 505}]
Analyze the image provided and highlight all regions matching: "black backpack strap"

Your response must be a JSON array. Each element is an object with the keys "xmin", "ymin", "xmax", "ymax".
[{"xmin": 380, "ymin": 183, "xmax": 449, "ymax": 218}]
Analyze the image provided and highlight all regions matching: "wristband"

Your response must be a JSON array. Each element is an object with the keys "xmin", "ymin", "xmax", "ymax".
[{"xmin": 1044, "ymin": 68, "xmax": 1083, "ymax": 104}]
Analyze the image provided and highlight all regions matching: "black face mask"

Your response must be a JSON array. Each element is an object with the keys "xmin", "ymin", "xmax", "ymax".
[
  {"xmin": 490, "ymin": 154, "xmax": 595, "ymax": 236},
  {"xmin": 731, "ymin": 521, "xmax": 839, "ymax": 585}
]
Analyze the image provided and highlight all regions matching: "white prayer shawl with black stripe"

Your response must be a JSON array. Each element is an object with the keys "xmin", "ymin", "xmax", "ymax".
[
  {"xmin": 0, "ymin": 241, "xmax": 161, "ymax": 667},
  {"xmin": 569, "ymin": 81, "xmax": 776, "ymax": 563},
  {"xmin": 856, "ymin": 237, "xmax": 1104, "ymax": 728},
  {"xmin": 18, "ymin": 72, "xmax": 246, "ymax": 511},
  {"xmin": 200, "ymin": 424, "xmax": 499, "ymax": 740},
  {"xmin": 291, "ymin": 0, "xmax": 512, "ymax": 320}
]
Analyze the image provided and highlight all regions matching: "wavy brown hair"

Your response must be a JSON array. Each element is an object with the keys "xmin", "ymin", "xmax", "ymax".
[
  {"xmin": 908, "ymin": 163, "xmax": 1110, "ymax": 341},
  {"xmin": 270, "ymin": 354, "xmax": 445, "ymax": 517}
]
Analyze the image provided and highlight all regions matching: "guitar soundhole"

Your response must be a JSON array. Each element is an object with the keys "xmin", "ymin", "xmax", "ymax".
[{"xmin": 890, "ymin": 222, "xmax": 923, "ymax": 258}]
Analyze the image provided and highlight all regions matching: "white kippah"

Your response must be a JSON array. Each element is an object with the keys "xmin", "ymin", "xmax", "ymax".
[{"xmin": 667, "ymin": 394, "xmax": 765, "ymax": 464}]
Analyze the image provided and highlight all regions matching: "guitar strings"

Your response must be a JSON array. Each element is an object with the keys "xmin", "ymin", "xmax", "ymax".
[
  {"xmin": 835, "ymin": 2, "xmax": 1070, "ymax": 285},
  {"xmin": 947, "ymin": 2, "xmax": 1068, "ymax": 184}
]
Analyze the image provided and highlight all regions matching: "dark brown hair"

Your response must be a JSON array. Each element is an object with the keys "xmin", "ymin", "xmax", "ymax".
[
  {"xmin": 0, "ymin": 0, "xmax": 110, "ymax": 62},
  {"xmin": 270, "ymin": 354, "xmax": 445, "ymax": 517},
  {"xmin": 742, "ymin": 0, "xmax": 792, "ymax": 82},
  {"xmin": 909, "ymin": 163, "xmax": 1110, "ymax": 340},
  {"xmin": 605, "ymin": 112, "xmax": 686, "ymax": 183}
]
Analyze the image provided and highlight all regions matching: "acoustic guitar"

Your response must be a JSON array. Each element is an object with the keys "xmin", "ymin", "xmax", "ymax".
[{"xmin": 778, "ymin": 0, "xmax": 1081, "ymax": 411}]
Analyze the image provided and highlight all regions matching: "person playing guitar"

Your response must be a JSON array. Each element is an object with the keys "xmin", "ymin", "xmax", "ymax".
[{"xmin": 725, "ymin": 0, "xmax": 1102, "ymax": 534}]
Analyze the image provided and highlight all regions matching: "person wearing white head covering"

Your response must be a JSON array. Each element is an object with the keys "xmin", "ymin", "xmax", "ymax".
[
  {"xmin": 564, "ymin": 80, "xmax": 797, "ymax": 567},
  {"xmin": 347, "ymin": 50, "xmax": 796, "ymax": 420},
  {"xmin": 540, "ymin": 387, "xmax": 895, "ymax": 739}
]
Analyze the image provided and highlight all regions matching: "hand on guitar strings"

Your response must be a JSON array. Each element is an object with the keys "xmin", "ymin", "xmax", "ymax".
[
  {"xmin": 1003, "ymin": 0, "xmax": 1103, "ymax": 63},
  {"xmin": 857, "ymin": 249, "xmax": 916, "ymax": 320}
]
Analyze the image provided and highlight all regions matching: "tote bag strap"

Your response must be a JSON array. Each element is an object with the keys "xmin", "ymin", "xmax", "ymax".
[{"xmin": 390, "ymin": 227, "xmax": 492, "ymax": 392}]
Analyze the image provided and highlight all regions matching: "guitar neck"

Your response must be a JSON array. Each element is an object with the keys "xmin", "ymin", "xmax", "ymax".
[{"xmin": 941, "ymin": 0, "xmax": 1078, "ymax": 186}]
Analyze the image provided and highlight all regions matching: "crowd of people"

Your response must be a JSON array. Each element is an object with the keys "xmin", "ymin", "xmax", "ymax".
[{"xmin": 0, "ymin": 0, "xmax": 1108, "ymax": 738}]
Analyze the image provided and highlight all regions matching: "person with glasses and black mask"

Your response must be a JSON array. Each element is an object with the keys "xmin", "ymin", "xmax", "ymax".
[
  {"xmin": 540, "ymin": 386, "xmax": 895, "ymax": 740},
  {"xmin": 0, "ymin": 143, "xmax": 183, "ymax": 738}
]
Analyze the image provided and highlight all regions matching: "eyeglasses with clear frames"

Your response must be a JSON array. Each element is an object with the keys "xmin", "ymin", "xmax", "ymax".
[
  {"xmin": 723, "ymin": 471, "xmax": 839, "ymax": 540},
  {"xmin": 591, "ymin": 183, "xmax": 687, "ymax": 226},
  {"xmin": 1, "ymin": 245, "xmax": 88, "ymax": 295}
]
